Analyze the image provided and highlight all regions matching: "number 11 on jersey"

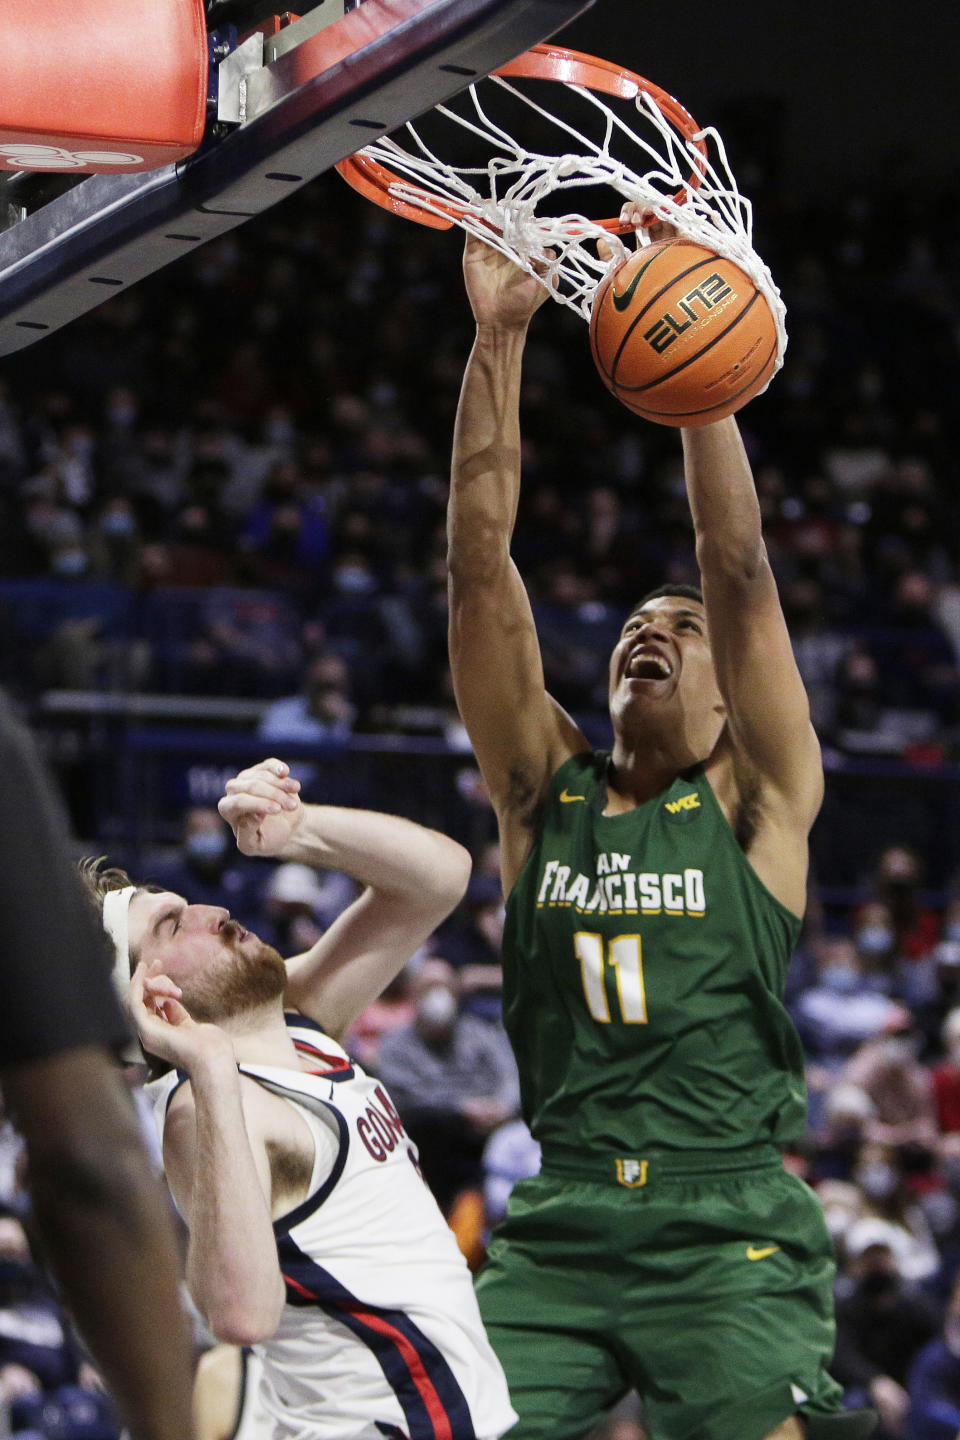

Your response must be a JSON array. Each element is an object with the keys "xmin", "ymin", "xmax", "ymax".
[{"xmin": 575, "ymin": 932, "xmax": 648, "ymax": 1023}]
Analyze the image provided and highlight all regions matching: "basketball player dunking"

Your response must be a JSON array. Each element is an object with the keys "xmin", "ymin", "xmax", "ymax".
[
  {"xmin": 85, "ymin": 759, "xmax": 516, "ymax": 1440},
  {"xmin": 445, "ymin": 213, "xmax": 876, "ymax": 1440}
]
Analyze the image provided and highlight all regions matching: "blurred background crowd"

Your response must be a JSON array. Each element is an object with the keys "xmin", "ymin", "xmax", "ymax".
[{"xmin": 1, "ymin": 115, "xmax": 959, "ymax": 1440}]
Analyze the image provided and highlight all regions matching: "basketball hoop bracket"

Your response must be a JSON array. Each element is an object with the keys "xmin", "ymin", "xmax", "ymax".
[{"xmin": 0, "ymin": 0, "xmax": 595, "ymax": 355}]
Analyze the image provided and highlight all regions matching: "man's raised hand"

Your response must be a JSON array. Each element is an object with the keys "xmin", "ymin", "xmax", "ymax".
[
  {"xmin": 598, "ymin": 204, "xmax": 679, "ymax": 265},
  {"xmin": 619, "ymin": 203, "xmax": 678, "ymax": 245},
  {"xmin": 127, "ymin": 961, "xmax": 232, "ymax": 1072},
  {"xmin": 218, "ymin": 758, "xmax": 303, "ymax": 857},
  {"xmin": 462, "ymin": 233, "xmax": 551, "ymax": 331}
]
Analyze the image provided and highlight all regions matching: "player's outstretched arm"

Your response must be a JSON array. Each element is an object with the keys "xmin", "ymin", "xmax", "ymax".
[
  {"xmin": 681, "ymin": 418, "xmax": 823, "ymax": 827},
  {"xmin": 218, "ymin": 759, "xmax": 471, "ymax": 1037},
  {"xmin": 3, "ymin": 1049, "xmax": 196, "ymax": 1440},
  {"xmin": 449, "ymin": 237, "xmax": 588, "ymax": 885},
  {"xmin": 129, "ymin": 962, "xmax": 286, "ymax": 1346}
]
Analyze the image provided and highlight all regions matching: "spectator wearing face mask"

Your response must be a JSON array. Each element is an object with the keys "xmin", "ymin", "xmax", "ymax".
[
  {"xmin": 853, "ymin": 901, "xmax": 901, "ymax": 990},
  {"xmin": 906, "ymin": 1269, "xmax": 960, "ymax": 1440},
  {"xmin": 87, "ymin": 494, "xmax": 142, "ymax": 585},
  {"xmin": 256, "ymin": 652, "xmax": 360, "ymax": 805},
  {"xmin": 374, "ymin": 959, "xmax": 520, "ymax": 1216},
  {"xmin": 853, "ymin": 1143, "xmax": 941, "ymax": 1283},
  {"xmin": 868, "ymin": 846, "xmax": 940, "ymax": 962},
  {"xmin": 833, "ymin": 1220, "xmax": 940, "ymax": 1440},
  {"xmin": 146, "ymin": 806, "xmax": 261, "ymax": 928},
  {"xmin": 260, "ymin": 859, "xmax": 354, "ymax": 954},
  {"xmin": 810, "ymin": 1083, "xmax": 877, "ymax": 1184},
  {"xmin": 844, "ymin": 1019, "xmax": 939, "ymax": 1150},
  {"xmin": 257, "ymin": 651, "xmax": 356, "ymax": 747},
  {"xmin": 819, "ymin": 1143, "xmax": 941, "ymax": 1285},
  {"xmin": 794, "ymin": 936, "xmax": 907, "ymax": 1067}
]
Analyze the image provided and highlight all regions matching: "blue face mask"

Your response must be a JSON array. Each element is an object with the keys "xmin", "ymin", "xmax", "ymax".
[
  {"xmin": 417, "ymin": 986, "xmax": 458, "ymax": 1028},
  {"xmin": 822, "ymin": 965, "xmax": 859, "ymax": 994},
  {"xmin": 102, "ymin": 510, "xmax": 135, "ymax": 537},
  {"xmin": 185, "ymin": 832, "xmax": 228, "ymax": 862},
  {"xmin": 265, "ymin": 417, "xmax": 295, "ymax": 445},
  {"xmin": 856, "ymin": 1162, "xmax": 898, "ymax": 1200},
  {"xmin": 51, "ymin": 548, "xmax": 88, "ymax": 576},
  {"xmin": 856, "ymin": 926, "xmax": 894, "ymax": 957},
  {"xmin": 335, "ymin": 565, "xmax": 375, "ymax": 595}
]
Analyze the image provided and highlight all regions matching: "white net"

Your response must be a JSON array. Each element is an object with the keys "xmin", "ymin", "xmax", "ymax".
[{"xmin": 349, "ymin": 68, "xmax": 787, "ymax": 373}]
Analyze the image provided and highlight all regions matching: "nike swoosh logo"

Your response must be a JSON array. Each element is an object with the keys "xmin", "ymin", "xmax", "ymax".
[
  {"xmin": 559, "ymin": 789, "xmax": 587, "ymax": 803},
  {"xmin": 746, "ymin": 1245, "xmax": 780, "ymax": 1261},
  {"xmin": 610, "ymin": 249, "xmax": 665, "ymax": 312}
]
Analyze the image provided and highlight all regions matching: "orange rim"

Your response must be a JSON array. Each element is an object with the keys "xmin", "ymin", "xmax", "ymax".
[{"xmin": 335, "ymin": 43, "xmax": 708, "ymax": 229}]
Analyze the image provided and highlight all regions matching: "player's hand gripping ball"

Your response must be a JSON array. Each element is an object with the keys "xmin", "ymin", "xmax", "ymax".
[{"xmin": 589, "ymin": 238, "xmax": 779, "ymax": 426}]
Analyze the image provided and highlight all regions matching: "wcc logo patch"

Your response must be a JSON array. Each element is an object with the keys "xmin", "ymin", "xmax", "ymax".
[{"xmin": 663, "ymin": 790, "xmax": 702, "ymax": 825}]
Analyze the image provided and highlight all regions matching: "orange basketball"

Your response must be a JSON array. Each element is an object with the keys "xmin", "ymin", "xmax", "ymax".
[{"xmin": 589, "ymin": 238, "xmax": 779, "ymax": 427}]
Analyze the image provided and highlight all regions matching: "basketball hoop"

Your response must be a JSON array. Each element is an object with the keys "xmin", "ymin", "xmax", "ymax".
[{"xmin": 337, "ymin": 44, "xmax": 787, "ymax": 374}]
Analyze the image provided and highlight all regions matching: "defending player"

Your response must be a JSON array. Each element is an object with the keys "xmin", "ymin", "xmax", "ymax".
[
  {"xmin": 445, "ymin": 220, "xmax": 876, "ymax": 1440},
  {"xmin": 85, "ymin": 758, "xmax": 516, "ymax": 1440}
]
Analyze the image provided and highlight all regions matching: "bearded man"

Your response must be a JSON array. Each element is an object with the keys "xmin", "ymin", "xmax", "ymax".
[{"xmin": 85, "ymin": 757, "xmax": 516, "ymax": 1440}]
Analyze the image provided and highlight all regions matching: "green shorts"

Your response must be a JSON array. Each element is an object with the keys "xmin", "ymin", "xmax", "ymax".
[{"xmin": 476, "ymin": 1146, "xmax": 869, "ymax": 1440}]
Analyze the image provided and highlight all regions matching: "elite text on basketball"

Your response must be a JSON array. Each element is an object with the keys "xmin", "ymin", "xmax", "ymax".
[{"xmin": 642, "ymin": 272, "xmax": 736, "ymax": 354}]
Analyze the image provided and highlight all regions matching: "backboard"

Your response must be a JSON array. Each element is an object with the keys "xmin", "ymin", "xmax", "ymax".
[{"xmin": 0, "ymin": 0, "xmax": 594, "ymax": 356}]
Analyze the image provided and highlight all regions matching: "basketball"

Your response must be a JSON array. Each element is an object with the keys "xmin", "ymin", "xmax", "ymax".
[{"xmin": 589, "ymin": 238, "xmax": 779, "ymax": 427}]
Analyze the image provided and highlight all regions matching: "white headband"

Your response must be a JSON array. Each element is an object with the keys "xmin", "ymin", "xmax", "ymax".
[
  {"xmin": 102, "ymin": 886, "xmax": 144, "ymax": 1065},
  {"xmin": 102, "ymin": 885, "xmax": 137, "ymax": 1002}
]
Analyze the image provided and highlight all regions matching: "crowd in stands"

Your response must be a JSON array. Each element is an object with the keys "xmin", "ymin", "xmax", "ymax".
[
  {"xmin": 0, "ymin": 175, "xmax": 958, "ymax": 749},
  {"xmin": 1, "ymin": 140, "xmax": 959, "ymax": 1438}
]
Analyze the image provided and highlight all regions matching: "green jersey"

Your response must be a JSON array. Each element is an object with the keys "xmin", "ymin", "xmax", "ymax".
[{"xmin": 502, "ymin": 750, "xmax": 807, "ymax": 1158}]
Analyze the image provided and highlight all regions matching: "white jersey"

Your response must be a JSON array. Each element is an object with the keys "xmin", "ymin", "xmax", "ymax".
[{"xmin": 150, "ymin": 1014, "xmax": 516, "ymax": 1440}]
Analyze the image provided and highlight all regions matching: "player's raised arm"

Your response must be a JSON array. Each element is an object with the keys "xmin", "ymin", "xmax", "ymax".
[
  {"xmin": 682, "ymin": 417, "xmax": 823, "ymax": 825},
  {"xmin": 448, "ymin": 237, "xmax": 589, "ymax": 867},
  {"xmin": 218, "ymin": 759, "xmax": 471, "ymax": 1037}
]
